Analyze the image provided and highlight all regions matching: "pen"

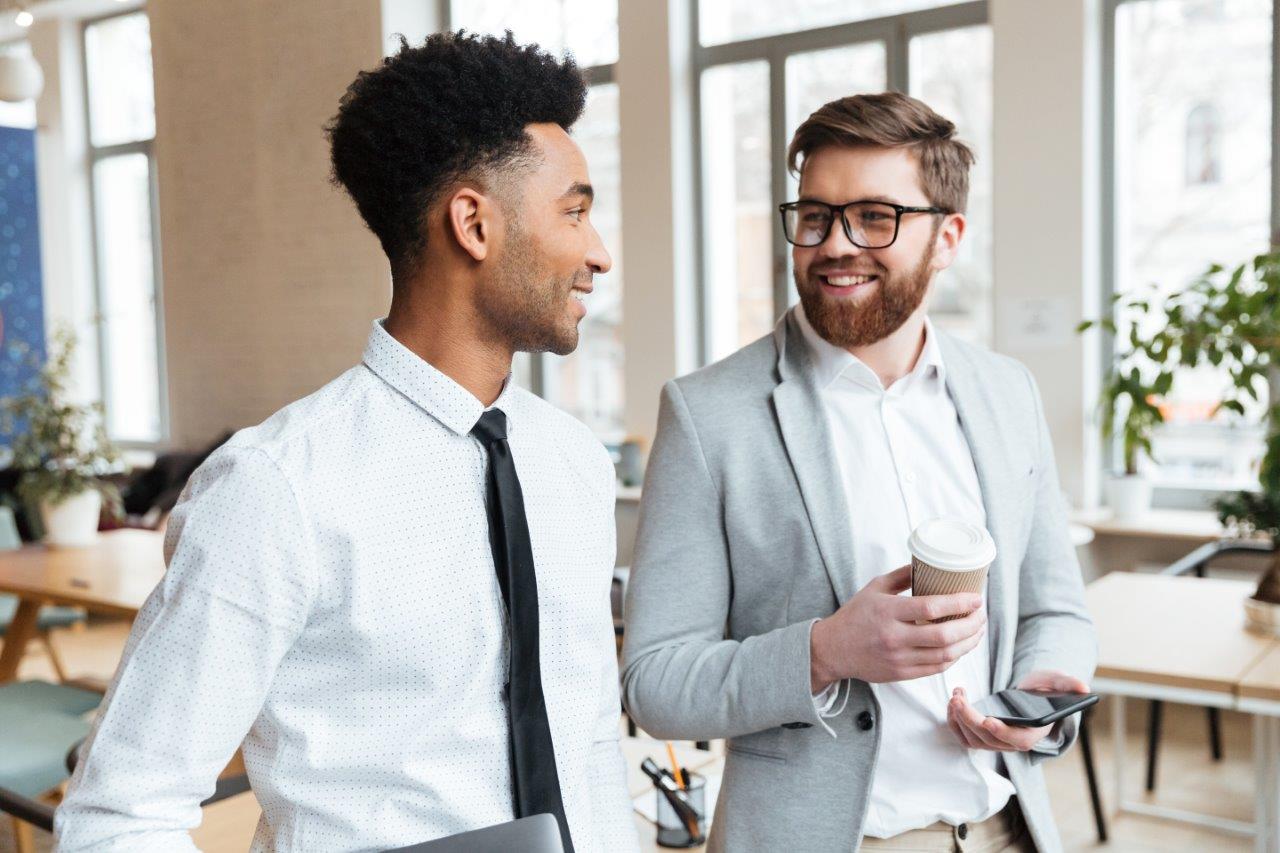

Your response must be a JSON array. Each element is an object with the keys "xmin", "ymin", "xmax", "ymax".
[{"xmin": 665, "ymin": 741, "xmax": 686, "ymax": 789}]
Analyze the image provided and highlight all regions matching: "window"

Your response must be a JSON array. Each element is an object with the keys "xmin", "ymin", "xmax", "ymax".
[
  {"xmin": 694, "ymin": 2, "xmax": 993, "ymax": 363},
  {"xmin": 1106, "ymin": 0, "xmax": 1273, "ymax": 497},
  {"xmin": 446, "ymin": 1, "xmax": 624, "ymax": 440},
  {"xmin": 1185, "ymin": 102, "xmax": 1221, "ymax": 185},
  {"xmin": 698, "ymin": 0, "xmax": 972, "ymax": 46},
  {"xmin": 84, "ymin": 11, "xmax": 165, "ymax": 444}
]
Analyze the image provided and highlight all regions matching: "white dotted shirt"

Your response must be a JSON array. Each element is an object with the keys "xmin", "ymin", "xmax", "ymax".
[{"xmin": 56, "ymin": 320, "xmax": 639, "ymax": 853}]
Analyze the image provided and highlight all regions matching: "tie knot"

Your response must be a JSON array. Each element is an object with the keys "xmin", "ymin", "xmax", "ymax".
[{"xmin": 471, "ymin": 408, "xmax": 509, "ymax": 446}]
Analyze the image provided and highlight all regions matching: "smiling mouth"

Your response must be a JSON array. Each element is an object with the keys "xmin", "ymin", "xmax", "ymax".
[{"xmin": 818, "ymin": 273, "xmax": 879, "ymax": 289}]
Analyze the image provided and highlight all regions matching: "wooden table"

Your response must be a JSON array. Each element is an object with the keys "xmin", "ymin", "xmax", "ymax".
[
  {"xmin": 188, "ymin": 739, "xmax": 724, "ymax": 851},
  {"xmin": 0, "ymin": 529, "xmax": 166, "ymax": 681},
  {"xmin": 1087, "ymin": 571, "xmax": 1278, "ymax": 849}
]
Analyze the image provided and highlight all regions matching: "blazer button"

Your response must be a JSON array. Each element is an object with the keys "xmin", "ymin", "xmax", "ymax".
[
  {"xmin": 957, "ymin": 824, "xmax": 969, "ymax": 840},
  {"xmin": 857, "ymin": 711, "xmax": 875, "ymax": 731},
  {"xmin": 781, "ymin": 722, "xmax": 812, "ymax": 730}
]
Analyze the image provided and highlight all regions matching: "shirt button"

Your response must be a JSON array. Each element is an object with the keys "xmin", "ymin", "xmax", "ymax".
[
  {"xmin": 903, "ymin": 471, "xmax": 916, "ymax": 484},
  {"xmin": 856, "ymin": 711, "xmax": 874, "ymax": 731}
]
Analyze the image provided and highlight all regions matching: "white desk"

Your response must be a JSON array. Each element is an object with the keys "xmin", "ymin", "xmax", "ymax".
[{"xmin": 1087, "ymin": 571, "xmax": 1280, "ymax": 851}]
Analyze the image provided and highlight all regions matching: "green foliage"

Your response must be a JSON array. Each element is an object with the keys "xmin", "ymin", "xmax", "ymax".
[
  {"xmin": 1082, "ymin": 248, "xmax": 1280, "ymax": 536},
  {"xmin": 0, "ymin": 327, "xmax": 122, "ymax": 511}
]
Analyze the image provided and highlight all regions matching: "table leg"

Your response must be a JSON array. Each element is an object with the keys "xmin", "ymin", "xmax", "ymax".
[
  {"xmin": 1255, "ymin": 714, "xmax": 1272, "ymax": 853},
  {"xmin": 0, "ymin": 598, "xmax": 39, "ymax": 682},
  {"xmin": 1112, "ymin": 694, "xmax": 1125, "ymax": 817},
  {"xmin": 1269, "ymin": 717, "xmax": 1280, "ymax": 853}
]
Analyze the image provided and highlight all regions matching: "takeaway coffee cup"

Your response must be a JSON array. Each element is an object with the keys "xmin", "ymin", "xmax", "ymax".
[{"xmin": 907, "ymin": 518, "xmax": 996, "ymax": 623}]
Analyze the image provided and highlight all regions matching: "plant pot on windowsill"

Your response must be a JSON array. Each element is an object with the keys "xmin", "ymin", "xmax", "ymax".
[
  {"xmin": 38, "ymin": 488, "xmax": 102, "ymax": 548},
  {"xmin": 1106, "ymin": 473, "xmax": 1152, "ymax": 520}
]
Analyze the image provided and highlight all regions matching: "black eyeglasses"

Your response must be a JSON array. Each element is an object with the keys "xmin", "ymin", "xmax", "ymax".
[{"xmin": 778, "ymin": 199, "xmax": 949, "ymax": 249}]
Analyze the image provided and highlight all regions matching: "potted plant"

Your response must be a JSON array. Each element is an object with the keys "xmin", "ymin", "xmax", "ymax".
[
  {"xmin": 1083, "ymin": 248, "xmax": 1280, "ymax": 624},
  {"xmin": 0, "ymin": 328, "xmax": 121, "ymax": 547},
  {"xmin": 1078, "ymin": 303, "xmax": 1170, "ymax": 519}
]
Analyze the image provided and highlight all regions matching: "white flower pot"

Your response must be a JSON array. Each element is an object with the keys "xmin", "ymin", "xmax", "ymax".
[
  {"xmin": 40, "ymin": 489, "xmax": 102, "ymax": 548},
  {"xmin": 1107, "ymin": 475, "xmax": 1152, "ymax": 520}
]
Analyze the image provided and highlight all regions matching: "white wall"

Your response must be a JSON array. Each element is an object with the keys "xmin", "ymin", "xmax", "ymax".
[
  {"xmin": 990, "ymin": 0, "xmax": 1101, "ymax": 507},
  {"xmin": 616, "ymin": 0, "xmax": 698, "ymax": 445}
]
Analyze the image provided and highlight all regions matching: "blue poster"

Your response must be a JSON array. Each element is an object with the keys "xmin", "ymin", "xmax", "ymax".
[{"xmin": 0, "ymin": 124, "xmax": 45, "ymax": 434}]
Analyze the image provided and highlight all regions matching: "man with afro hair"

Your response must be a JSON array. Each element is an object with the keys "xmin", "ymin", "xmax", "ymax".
[{"xmin": 57, "ymin": 31, "xmax": 638, "ymax": 853}]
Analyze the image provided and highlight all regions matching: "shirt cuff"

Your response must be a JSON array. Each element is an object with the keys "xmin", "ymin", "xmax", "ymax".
[
  {"xmin": 1031, "ymin": 720, "xmax": 1067, "ymax": 755},
  {"xmin": 812, "ymin": 682, "xmax": 839, "ymax": 716}
]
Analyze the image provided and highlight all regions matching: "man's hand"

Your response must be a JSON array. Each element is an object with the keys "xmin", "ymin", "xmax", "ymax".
[
  {"xmin": 810, "ymin": 565, "xmax": 985, "ymax": 693},
  {"xmin": 947, "ymin": 670, "xmax": 1090, "ymax": 752}
]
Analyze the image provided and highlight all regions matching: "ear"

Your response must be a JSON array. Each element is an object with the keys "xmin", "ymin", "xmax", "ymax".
[
  {"xmin": 930, "ymin": 212, "xmax": 966, "ymax": 272},
  {"xmin": 445, "ymin": 186, "xmax": 497, "ymax": 262}
]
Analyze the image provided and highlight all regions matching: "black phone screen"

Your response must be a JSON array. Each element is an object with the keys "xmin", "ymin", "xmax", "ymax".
[{"xmin": 973, "ymin": 689, "xmax": 1100, "ymax": 727}]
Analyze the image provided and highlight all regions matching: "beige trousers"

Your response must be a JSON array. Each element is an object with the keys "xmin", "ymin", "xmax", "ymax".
[{"xmin": 857, "ymin": 799, "xmax": 1037, "ymax": 853}]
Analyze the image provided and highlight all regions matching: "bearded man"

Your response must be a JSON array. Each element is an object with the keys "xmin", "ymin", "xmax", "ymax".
[{"xmin": 621, "ymin": 92, "xmax": 1095, "ymax": 853}]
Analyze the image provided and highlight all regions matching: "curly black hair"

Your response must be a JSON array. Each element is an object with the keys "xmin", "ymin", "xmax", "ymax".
[{"xmin": 326, "ymin": 31, "xmax": 587, "ymax": 278}]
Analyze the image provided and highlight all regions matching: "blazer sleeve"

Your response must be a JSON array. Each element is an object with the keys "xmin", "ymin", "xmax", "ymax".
[
  {"xmin": 1009, "ymin": 365, "xmax": 1099, "ymax": 762},
  {"xmin": 620, "ymin": 380, "xmax": 836, "ymax": 741}
]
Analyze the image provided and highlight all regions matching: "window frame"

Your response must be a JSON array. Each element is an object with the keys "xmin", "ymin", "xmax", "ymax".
[
  {"xmin": 688, "ymin": 1, "xmax": 989, "ymax": 365},
  {"xmin": 440, "ymin": 0, "xmax": 617, "ymax": 399},
  {"xmin": 1099, "ymin": 0, "xmax": 1280, "ymax": 509},
  {"xmin": 81, "ymin": 6, "xmax": 168, "ymax": 448}
]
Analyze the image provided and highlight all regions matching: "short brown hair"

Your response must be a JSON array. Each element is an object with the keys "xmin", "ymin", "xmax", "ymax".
[{"xmin": 787, "ymin": 91, "xmax": 975, "ymax": 214}]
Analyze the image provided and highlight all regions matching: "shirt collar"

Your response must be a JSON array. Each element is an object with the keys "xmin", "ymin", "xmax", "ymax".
[
  {"xmin": 794, "ymin": 301, "xmax": 946, "ymax": 392},
  {"xmin": 361, "ymin": 319, "xmax": 519, "ymax": 437}
]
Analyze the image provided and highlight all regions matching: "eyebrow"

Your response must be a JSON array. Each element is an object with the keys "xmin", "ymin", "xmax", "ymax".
[
  {"xmin": 560, "ymin": 182, "xmax": 594, "ymax": 203},
  {"xmin": 797, "ymin": 194, "xmax": 902, "ymax": 205}
]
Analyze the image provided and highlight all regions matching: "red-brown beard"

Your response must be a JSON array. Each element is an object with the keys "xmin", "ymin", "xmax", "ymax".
[{"xmin": 795, "ymin": 243, "xmax": 934, "ymax": 349}]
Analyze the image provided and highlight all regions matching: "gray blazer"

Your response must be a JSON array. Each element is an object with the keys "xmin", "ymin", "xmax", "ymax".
[{"xmin": 621, "ymin": 308, "xmax": 1096, "ymax": 852}]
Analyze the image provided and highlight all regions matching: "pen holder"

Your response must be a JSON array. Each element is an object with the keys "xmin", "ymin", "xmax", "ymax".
[{"xmin": 655, "ymin": 769, "xmax": 706, "ymax": 848}]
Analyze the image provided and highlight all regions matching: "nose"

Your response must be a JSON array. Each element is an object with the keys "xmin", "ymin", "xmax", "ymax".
[
  {"xmin": 817, "ymin": 216, "xmax": 865, "ymax": 261},
  {"xmin": 586, "ymin": 222, "xmax": 612, "ymax": 275}
]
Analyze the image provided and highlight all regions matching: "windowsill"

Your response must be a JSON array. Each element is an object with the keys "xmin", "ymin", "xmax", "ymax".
[{"xmin": 1070, "ymin": 507, "xmax": 1225, "ymax": 540}]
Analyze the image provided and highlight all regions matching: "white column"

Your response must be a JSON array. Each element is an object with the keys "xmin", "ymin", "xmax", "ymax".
[
  {"xmin": 616, "ymin": 0, "xmax": 697, "ymax": 449},
  {"xmin": 28, "ymin": 17, "xmax": 101, "ymax": 403},
  {"xmin": 990, "ymin": 0, "xmax": 1102, "ymax": 508}
]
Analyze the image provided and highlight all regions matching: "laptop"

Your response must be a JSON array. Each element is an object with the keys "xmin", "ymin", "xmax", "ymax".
[{"xmin": 384, "ymin": 814, "xmax": 565, "ymax": 853}]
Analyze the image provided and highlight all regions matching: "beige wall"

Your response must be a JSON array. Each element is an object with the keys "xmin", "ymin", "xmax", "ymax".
[{"xmin": 150, "ymin": 0, "xmax": 390, "ymax": 448}]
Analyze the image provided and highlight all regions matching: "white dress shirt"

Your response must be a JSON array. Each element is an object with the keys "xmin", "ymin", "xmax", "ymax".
[
  {"xmin": 56, "ymin": 320, "xmax": 639, "ymax": 853},
  {"xmin": 796, "ymin": 303, "xmax": 1017, "ymax": 837}
]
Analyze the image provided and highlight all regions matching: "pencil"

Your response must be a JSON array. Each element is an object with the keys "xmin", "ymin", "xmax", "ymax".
[{"xmin": 665, "ymin": 741, "xmax": 686, "ymax": 789}]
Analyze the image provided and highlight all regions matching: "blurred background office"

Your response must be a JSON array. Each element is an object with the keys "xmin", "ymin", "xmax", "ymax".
[{"xmin": 0, "ymin": 0, "xmax": 1276, "ymax": 851}]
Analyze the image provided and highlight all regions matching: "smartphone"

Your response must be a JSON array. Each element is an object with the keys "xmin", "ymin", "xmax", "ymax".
[{"xmin": 972, "ymin": 689, "xmax": 1100, "ymax": 728}]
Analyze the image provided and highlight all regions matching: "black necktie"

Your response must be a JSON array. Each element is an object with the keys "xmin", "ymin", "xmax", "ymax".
[{"xmin": 471, "ymin": 408, "xmax": 574, "ymax": 853}]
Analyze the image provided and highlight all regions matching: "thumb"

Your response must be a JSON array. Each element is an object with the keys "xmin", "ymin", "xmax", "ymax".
[
  {"xmin": 867, "ymin": 565, "xmax": 913, "ymax": 595},
  {"xmin": 1019, "ymin": 670, "xmax": 1090, "ymax": 694}
]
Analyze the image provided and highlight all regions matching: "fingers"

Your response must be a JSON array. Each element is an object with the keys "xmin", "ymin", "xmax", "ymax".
[
  {"xmin": 949, "ymin": 689, "xmax": 1046, "ymax": 752},
  {"xmin": 867, "ymin": 565, "xmax": 913, "ymax": 595},
  {"xmin": 1017, "ymin": 670, "xmax": 1091, "ymax": 694},
  {"xmin": 950, "ymin": 692, "xmax": 1014, "ymax": 751},
  {"xmin": 895, "ymin": 591, "xmax": 984, "ymax": 624},
  {"xmin": 980, "ymin": 716, "xmax": 1049, "ymax": 750},
  {"xmin": 904, "ymin": 609, "xmax": 987, "ymax": 649}
]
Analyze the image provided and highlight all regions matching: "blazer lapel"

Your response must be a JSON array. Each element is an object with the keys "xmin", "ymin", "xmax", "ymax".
[
  {"xmin": 770, "ymin": 310, "xmax": 858, "ymax": 606},
  {"xmin": 936, "ymin": 335, "xmax": 1022, "ymax": 689}
]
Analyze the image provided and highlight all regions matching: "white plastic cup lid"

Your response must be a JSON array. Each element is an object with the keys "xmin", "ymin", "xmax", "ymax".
[{"xmin": 908, "ymin": 518, "xmax": 997, "ymax": 572}]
